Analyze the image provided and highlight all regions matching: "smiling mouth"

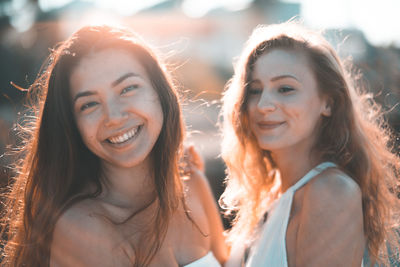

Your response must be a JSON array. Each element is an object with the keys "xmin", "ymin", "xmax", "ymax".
[{"xmin": 107, "ymin": 125, "xmax": 143, "ymax": 144}]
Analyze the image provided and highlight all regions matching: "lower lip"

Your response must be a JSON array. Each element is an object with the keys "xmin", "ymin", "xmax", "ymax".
[
  {"xmin": 105, "ymin": 125, "xmax": 143, "ymax": 149},
  {"xmin": 257, "ymin": 122, "xmax": 285, "ymax": 130}
]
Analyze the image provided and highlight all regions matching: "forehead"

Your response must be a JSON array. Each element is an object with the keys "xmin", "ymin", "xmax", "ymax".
[
  {"xmin": 70, "ymin": 48, "xmax": 148, "ymax": 93},
  {"xmin": 251, "ymin": 49, "xmax": 314, "ymax": 81}
]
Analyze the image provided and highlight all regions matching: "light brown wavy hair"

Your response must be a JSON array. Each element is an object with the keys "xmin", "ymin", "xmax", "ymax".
[
  {"xmin": 1, "ymin": 25, "xmax": 187, "ymax": 266},
  {"xmin": 220, "ymin": 21, "xmax": 400, "ymax": 264}
]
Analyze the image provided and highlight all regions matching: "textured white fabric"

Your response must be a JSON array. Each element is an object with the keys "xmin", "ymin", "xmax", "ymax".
[
  {"xmin": 245, "ymin": 162, "xmax": 337, "ymax": 267},
  {"xmin": 183, "ymin": 251, "xmax": 221, "ymax": 267}
]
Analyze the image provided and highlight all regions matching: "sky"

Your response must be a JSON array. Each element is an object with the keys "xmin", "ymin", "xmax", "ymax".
[
  {"xmin": 288, "ymin": 0, "xmax": 400, "ymax": 47},
  {"xmin": 29, "ymin": 0, "xmax": 400, "ymax": 47}
]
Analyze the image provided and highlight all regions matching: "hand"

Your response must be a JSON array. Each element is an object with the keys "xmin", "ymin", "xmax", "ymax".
[{"xmin": 182, "ymin": 145, "xmax": 205, "ymax": 175}]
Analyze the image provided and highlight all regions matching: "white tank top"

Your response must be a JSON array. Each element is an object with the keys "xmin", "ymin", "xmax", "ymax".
[
  {"xmin": 183, "ymin": 251, "xmax": 221, "ymax": 267},
  {"xmin": 246, "ymin": 162, "xmax": 337, "ymax": 266},
  {"xmin": 226, "ymin": 162, "xmax": 339, "ymax": 267}
]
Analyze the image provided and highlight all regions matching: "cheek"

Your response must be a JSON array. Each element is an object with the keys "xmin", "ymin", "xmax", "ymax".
[
  {"xmin": 77, "ymin": 125, "xmax": 94, "ymax": 144},
  {"xmin": 246, "ymin": 102, "xmax": 258, "ymax": 121},
  {"xmin": 154, "ymin": 107, "xmax": 164, "ymax": 135},
  {"xmin": 284, "ymin": 102, "xmax": 323, "ymax": 134},
  {"xmin": 154, "ymin": 102, "xmax": 164, "ymax": 121},
  {"xmin": 75, "ymin": 116, "xmax": 98, "ymax": 145},
  {"xmin": 280, "ymin": 102, "xmax": 302, "ymax": 121},
  {"xmin": 281, "ymin": 98, "xmax": 312, "ymax": 122},
  {"xmin": 288, "ymin": 108, "xmax": 302, "ymax": 121},
  {"xmin": 145, "ymin": 96, "xmax": 164, "ymax": 126}
]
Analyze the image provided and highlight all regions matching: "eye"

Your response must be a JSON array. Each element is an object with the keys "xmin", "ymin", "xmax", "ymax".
[
  {"xmin": 80, "ymin": 101, "xmax": 98, "ymax": 111},
  {"xmin": 121, "ymin": 84, "xmax": 139, "ymax": 95},
  {"xmin": 278, "ymin": 85, "xmax": 294, "ymax": 94}
]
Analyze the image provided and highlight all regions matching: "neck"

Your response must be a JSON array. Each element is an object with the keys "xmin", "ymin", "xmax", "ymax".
[
  {"xmin": 99, "ymin": 157, "xmax": 156, "ymax": 212},
  {"xmin": 270, "ymin": 140, "xmax": 320, "ymax": 193}
]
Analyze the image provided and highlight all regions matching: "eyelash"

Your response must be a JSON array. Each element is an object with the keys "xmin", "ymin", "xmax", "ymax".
[
  {"xmin": 80, "ymin": 101, "xmax": 98, "ymax": 111},
  {"xmin": 121, "ymin": 84, "xmax": 139, "ymax": 94},
  {"xmin": 248, "ymin": 86, "xmax": 294, "ymax": 95},
  {"xmin": 278, "ymin": 86, "xmax": 295, "ymax": 93}
]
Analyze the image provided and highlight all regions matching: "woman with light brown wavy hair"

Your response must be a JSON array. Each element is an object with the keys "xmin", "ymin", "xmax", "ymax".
[
  {"xmin": 0, "ymin": 25, "xmax": 227, "ymax": 266},
  {"xmin": 220, "ymin": 21, "xmax": 399, "ymax": 266}
]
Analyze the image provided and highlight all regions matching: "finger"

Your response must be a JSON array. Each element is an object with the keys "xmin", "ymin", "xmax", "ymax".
[{"xmin": 188, "ymin": 146, "xmax": 205, "ymax": 171}]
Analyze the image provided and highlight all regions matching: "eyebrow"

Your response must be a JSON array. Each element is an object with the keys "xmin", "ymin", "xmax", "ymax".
[
  {"xmin": 111, "ymin": 72, "xmax": 140, "ymax": 87},
  {"xmin": 270, "ymin": 74, "xmax": 299, "ymax": 82},
  {"xmin": 73, "ymin": 91, "xmax": 97, "ymax": 104}
]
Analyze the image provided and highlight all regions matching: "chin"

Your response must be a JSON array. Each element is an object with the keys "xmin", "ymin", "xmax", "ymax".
[
  {"xmin": 104, "ymin": 153, "xmax": 150, "ymax": 169},
  {"xmin": 257, "ymin": 139, "xmax": 281, "ymax": 150},
  {"xmin": 259, "ymin": 143, "xmax": 291, "ymax": 153}
]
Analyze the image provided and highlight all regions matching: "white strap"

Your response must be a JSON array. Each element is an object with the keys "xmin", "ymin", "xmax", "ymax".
[{"xmin": 290, "ymin": 162, "xmax": 337, "ymax": 192}]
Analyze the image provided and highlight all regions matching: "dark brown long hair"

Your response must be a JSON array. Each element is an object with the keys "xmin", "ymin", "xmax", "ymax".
[
  {"xmin": 220, "ymin": 21, "xmax": 400, "ymax": 264},
  {"xmin": 1, "ymin": 25, "xmax": 185, "ymax": 266}
]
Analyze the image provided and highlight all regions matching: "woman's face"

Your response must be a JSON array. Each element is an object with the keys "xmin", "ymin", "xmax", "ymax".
[
  {"xmin": 246, "ymin": 48, "xmax": 330, "ymax": 155},
  {"xmin": 70, "ymin": 48, "xmax": 164, "ymax": 169}
]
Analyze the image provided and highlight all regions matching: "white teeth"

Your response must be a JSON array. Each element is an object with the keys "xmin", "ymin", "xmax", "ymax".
[{"xmin": 108, "ymin": 126, "xmax": 140, "ymax": 144}]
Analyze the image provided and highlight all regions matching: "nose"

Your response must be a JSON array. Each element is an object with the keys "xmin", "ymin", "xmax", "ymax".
[
  {"xmin": 257, "ymin": 90, "xmax": 277, "ymax": 113},
  {"xmin": 104, "ymin": 100, "xmax": 128, "ymax": 127}
]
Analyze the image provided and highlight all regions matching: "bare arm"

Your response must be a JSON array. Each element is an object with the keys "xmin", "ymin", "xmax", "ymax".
[
  {"xmin": 191, "ymin": 168, "xmax": 229, "ymax": 264},
  {"xmin": 185, "ymin": 146, "xmax": 229, "ymax": 264},
  {"xmin": 293, "ymin": 170, "xmax": 365, "ymax": 267}
]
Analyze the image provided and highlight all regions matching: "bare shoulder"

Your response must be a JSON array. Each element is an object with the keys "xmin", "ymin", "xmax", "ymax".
[
  {"xmin": 294, "ymin": 167, "xmax": 364, "ymax": 266},
  {"xmin": 51, "ymin": 199, "xmax": 131, "ymax": 266},
  {"xmin": 53, "ymin": 199, "xmax": 116, "ymax": 239},
  {"xmin": 305, "ymin": 167, "xmax": 362, "ymax": 209}
]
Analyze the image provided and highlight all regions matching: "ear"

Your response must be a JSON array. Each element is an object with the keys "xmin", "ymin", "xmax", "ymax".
[{"xmin": 321, "ymin": 98, "xmax": 332, "ymax": 117}]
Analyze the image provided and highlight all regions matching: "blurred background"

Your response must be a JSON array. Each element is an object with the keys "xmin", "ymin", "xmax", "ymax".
[{"xmin": 0, "ymin": 0, "xmax": 399, "ymax": 226}]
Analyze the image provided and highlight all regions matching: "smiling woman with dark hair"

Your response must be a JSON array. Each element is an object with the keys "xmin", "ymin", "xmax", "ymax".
[{"xmin": 1, "ymin": 25, "xmax": 227, "ymax": 266}]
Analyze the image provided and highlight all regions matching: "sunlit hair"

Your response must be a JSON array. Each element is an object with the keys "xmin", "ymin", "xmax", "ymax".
[
  {"xmin": 1, "ymin": 25, "xmax": 186, "ymax": 266},
  {"xmin": 220, "ymin": 21, "xmax": 400, "ymax": 264}
]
